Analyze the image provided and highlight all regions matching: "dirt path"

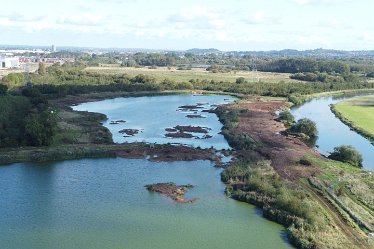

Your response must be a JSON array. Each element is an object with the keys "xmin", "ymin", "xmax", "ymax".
[{"xmin": 302, "ymin": 182, "xmax": 370, "ymax": 249}]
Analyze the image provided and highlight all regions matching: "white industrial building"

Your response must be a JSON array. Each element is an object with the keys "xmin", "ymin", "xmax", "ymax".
[{"xmin": 0, "ymin": 57, "xmax": 20, "ymax": 69}]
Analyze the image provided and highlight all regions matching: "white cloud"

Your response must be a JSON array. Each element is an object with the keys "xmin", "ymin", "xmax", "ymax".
[
  {"xmin": 244, "ymin": 11, "xmax": 280, "ymax": 25},
  {"xmin": 362, "ymin": 33, "xmax": 374, "ymax": 42},
  {"xmin": 58, "ymin": 14, "xmax": 104, "ymax": 26},
  {"xmin": 298, "ymin": 35, "xmax": 328, "ymax": 45},
  {"xmin": 167, "ymin": 6, "xmax": 226, "ymax": 29},
  {"xmin": 292, "ymin": 0, "xmax": 352, "ymax": 5}
]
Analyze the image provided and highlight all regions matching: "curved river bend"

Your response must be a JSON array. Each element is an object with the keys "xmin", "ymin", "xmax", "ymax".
[
  {"xmin": 0, "ymin": 95, "xmax": 292, "ymax": 249},
  {"xmin": 290, "ymin": 94, "xmax": 374, "ymax": 170}
]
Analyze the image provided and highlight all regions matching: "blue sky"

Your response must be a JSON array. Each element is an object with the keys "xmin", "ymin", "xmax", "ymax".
[{"xmin": 0, "ymin": 0, "xmax": 373, "ymax": 51}]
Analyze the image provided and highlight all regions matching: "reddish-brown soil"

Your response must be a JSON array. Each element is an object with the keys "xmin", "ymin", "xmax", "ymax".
[
  {"xmin": 186, "ymin": 114, "xmax": 205, "ymax": 119},
  {"xmin": 178, "ymin": 105, "xmax": 204, "ymax": 110},
  {"xmin": 202, "ymin": 109, "xmax": 216, "ymax": 113},
  {"xmin": 165, "ymin": 132, "xmax": 195, "ymax": 138},
  {"xmin": 233, "ymin": 98, "xmax": 322, "ymax": 180},
  {"xmin": 145, "ymin": 183, "xmax": 198, "ymax": 203},
  {"xmin": 112, "ymin": 143, "xmax": 218, "ymax": 163},
  {"xmin": 165, "ymin": 128, "xmax": 177, "ymax": 132},
  {"xmin": 175, "ymin": 125, "xmax": 210, "ymax": 134},
  {"xmin": 119, "ymin": 129, "xmax": 140, "ymax": 136}
]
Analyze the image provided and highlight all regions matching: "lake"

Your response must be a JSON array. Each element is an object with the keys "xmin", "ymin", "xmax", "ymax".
[
  {"xmin": 73, "ymin": 94, "xmax": 236, "ymax": 150},
  {"xmin": 0, "ymin": 94, "xmax": 292, "ymax": 249}
]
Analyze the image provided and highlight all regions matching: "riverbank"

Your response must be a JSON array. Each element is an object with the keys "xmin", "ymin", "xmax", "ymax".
[
  {"xmin": 331, "ymin": 95, "xmax": 374, "ymax": 144},
  {"xmin": 217, "ymin": 98, "xmax": 373, "ymax": 249},
  {"xmin": 0, "ymin": 94, "xmax": 228, "ymax": 166},
  {"xmin": 0, "ymin": 143, "xmax": 223, "ymax": 166},
  {"xmin": 289, "ymin": 89, "xmax": 374, "ymax": 106}
]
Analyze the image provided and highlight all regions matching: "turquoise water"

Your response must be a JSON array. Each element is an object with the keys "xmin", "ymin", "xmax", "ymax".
[
  {"xmin": 0, "ymin": 94, "xmax": 292, "ymax": 249},
  {"xmin": 73, "ymin": 94, "xmax": 235, "ymax": 149},
  {"xmin": 290, "ymin": 94, "xmax": 374, "ymax": 170},
  {"xmin": 0, "ymin": 159, "xmax": 291, "ymax": 249}
]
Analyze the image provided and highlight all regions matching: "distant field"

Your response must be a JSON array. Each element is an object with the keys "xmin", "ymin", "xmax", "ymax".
[
  {"xmin": 334, "ymin": 95, "xmax": 374, "ymax": 139},
  {"xmin": 0, "ymin": 63, "xmax": 38, "ymax": 79},
  {"xmin": 83, "ymin": 66, "xmax": 298, "ymax": 84}
]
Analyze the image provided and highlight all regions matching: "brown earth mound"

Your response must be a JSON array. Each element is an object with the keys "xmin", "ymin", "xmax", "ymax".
[
  {"xmin": 232, "ymin": 98, "xmax": 322, "ymax": 180},
  {"xmin": 175, "ymin": 125, "xmax": 210, "ymax": 134},
  {"xmin": 165, "ymin": 132, "xmax": 195, "ymax": 138},
  {"xmin": 119, "ymin": 129, "xmax": 140, "ymax": 136},
  {"xmin": 186, "ymin": 114, "xmax": 205, "ymax": 119},
  {"xmin": 145, "ymin": 183, "xmax": 198, "ymax": 203}
]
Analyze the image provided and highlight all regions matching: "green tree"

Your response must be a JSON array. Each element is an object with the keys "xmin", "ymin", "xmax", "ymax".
[
  {"xmin": 0, "ymin": 84, "xmax": 8, "ymax": 95},
  {"xmin": 278, "ymin": 110, "xmax": 295, "ymax": 125},
  {"xmin": 328, "ymin": 145, "xmax": 363, "ymax": 168},
  {"xmin": 1, "ymin": 73, "xmax": 25, "ymax": 86},
  {"xmin": 38, "ymin": 62, "xmax": 46, "ymax": 75},
  {"xmin": 289, "ymin": 118, "xmax": 318, "ymax": 139},
  {"xmin": 24, "ymin": 110, "xmax": 57, "ymax": 146}
]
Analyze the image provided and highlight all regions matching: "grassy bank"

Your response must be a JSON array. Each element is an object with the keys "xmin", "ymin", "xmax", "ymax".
[
  {"xmin": 332, "ymin": 95, "xmax": 374, "ymax": 144},
  {"xmin": 288, "ymin": 89, "xmax": 374, "ymax": 106}
]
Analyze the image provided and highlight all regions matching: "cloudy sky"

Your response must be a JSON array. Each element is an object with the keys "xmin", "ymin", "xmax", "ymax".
[{"xmin": 0, "ymin": 0, "xmax": 373, "ymax": 51}]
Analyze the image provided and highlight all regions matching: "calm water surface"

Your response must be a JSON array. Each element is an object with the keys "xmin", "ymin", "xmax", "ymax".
[
  {"xmin": 0, "ymin": 159, "xmax": 291, "ymax": 249},
  {"xmin": 73, "ymin": 94, "xmax": 235, "ymax": 149},
  {"xmin": 1, "ymin": 94, "xmax": 292, "ymax": 249},
  {"xmin": 290, "ymin": 94, "xmax": 374, "ymax": 170}
]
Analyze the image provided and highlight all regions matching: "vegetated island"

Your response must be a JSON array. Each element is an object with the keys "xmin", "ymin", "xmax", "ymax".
[
  {"xmin": 145, "ymin": 183, "xmax": 198, "ymax": 203},
  {"xmin": 331, "ymin": 95, "xmax": 374, "ymax": 144}
]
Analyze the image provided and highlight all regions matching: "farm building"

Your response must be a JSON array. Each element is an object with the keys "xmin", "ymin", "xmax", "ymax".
[{"xmin": 0, "ymin": 57, "xmax": 20, "ymax": 69}]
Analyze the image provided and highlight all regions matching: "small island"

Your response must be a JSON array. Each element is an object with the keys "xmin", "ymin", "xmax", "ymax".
[{"xmin": 145, "ymin": 183, "xmax": 198, "ymax": 203}]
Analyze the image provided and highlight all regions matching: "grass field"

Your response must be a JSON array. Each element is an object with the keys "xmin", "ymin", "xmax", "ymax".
[
  {"xmin": 0, "ymin": 63, "xmax": 38, "ymax": 79},
  {"xmin": 83, "ymin": 66, "xmax": 298, "ymax": 83},
  {"xmin": 334, "ymin": 95, "xmax": 374, "ymax": 139}
]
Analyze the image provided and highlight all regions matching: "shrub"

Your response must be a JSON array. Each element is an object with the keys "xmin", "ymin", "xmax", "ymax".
[
  {"xmin": 367, "ymin": 72, "xmax": 374, "ymax": 78},
  {"xmin": 328, "ymin": 145, "xmax": 363, "ymax": 168},
  {"xmin": 288, "ymin": 118, "xmax": 318, "ymax": 139},
  {"xmin": 299, "ymin": 158, "xmax": 312, "ymax": 166},
  {"xmin": 236, "ymin": 77, "xmax": 246, "ymax": 84},
  {"xmin": 278, "ymin": 110, "xmax": 295, "ymax": 125}
]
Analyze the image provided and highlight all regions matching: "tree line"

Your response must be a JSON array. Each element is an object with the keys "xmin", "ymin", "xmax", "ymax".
[{"xmin": 0, "ymin": 85, "xmax": 57, "ymax": 148}]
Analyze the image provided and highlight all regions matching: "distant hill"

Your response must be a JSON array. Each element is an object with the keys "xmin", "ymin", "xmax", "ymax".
[
  {"xmin": 185, "ymin": 48, "xmax": 221, "ymax": 54},
  {"xmin": 228, "ymin": 49, "xmax": 374, "ymax": 59}
]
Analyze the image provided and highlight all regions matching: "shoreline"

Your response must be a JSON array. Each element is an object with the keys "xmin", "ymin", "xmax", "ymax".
[
  {"xmin": 216, "ymin": 97, "xmax": 373, "ymax": 249},
  {"xmin": 0, "ymin": 143, "xmax": 224, "ymax": 166}
]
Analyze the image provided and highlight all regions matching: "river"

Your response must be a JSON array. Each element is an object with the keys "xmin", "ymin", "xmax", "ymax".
[
  {"xmin": 0, "ymin": 94, "xmax": 292, "ymax": 249},
  {"xmin": 290, "ymin": 93, "xmax": 374, "ymax": 170}
]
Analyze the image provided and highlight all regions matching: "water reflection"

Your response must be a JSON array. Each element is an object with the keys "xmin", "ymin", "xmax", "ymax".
[
  {"xmin": 73, "ymin": 94, "xmax": 236, "ymax": 150},
  {"xmin": 291, "ymin": 93, "xmax": 374, "ymax": 170},
  {"xmin": 0, "ymin": 159, "xmax": 292, "ymax": 249}
]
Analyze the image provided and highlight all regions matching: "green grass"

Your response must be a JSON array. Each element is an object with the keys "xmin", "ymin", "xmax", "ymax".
[
  {"xmin": 83, "ymin": 66, "xmax": 298, "ymax": 84},
  {"xmin": 334, "ymin": 95, "xmax": 374, "ymax": 140}
]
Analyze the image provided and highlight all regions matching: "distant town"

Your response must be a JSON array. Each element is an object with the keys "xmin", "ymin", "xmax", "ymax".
[{"xmin": 0, "ymin": 45, "xmax": 75, "ymax": 71}]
